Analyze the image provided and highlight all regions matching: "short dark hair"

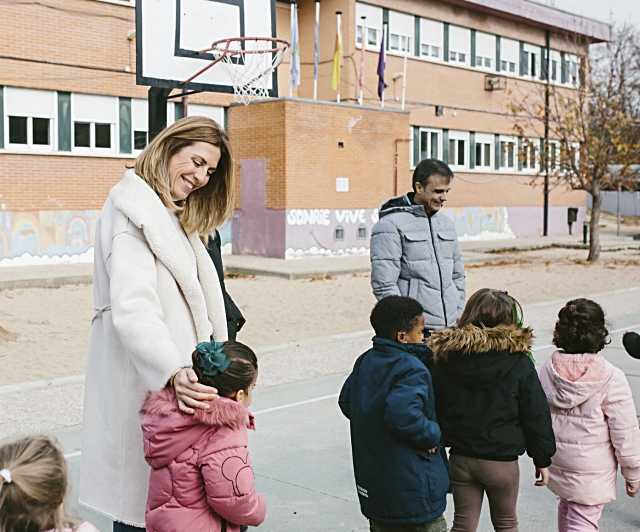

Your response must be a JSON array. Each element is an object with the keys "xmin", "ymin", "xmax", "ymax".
[
  {"xmin": 192, "ymin": 340, "xmax": 258, "ymax": 397},
  {"xmin": 553, "ymin": 298, "xmax": 609, "ymax": 354},
  {"xmin": 370, "ymin": 296, "xmax": 424, "ymax": 340},
  {"xmin": 412, "ymin": 158, "xmax": 453, "ymax": 191}
]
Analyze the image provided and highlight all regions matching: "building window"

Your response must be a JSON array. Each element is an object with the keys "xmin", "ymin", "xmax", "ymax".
[
  {"xmin": 134, "ymin": 130, "xmax": 148, "ymax": 150},
  {"xmin": 8, "ymin": 116, "xmax": 28, "ymax": 144},
  {"xmin": 475, "ymin": 139, "xmax": 492, "ymax": 168},
  {"xmin": 418, "ymin": 128, "xmax": 441, "ymax": 162},
  {"xmin": 500, "ymin": 139, "xmax": 516, "ymax": 169},
  {"xmin": 448, "ymin": 133, "xmax": 468, "ymax": 168},
  {"xmin": 32, "ymin": 118, "xmax": 50, "ymax": 145},
  {"xmin": 568, "ymin": 58, "xmax": 579, "ymax": 86},
  {"xmin": 355, "ymin": 2, "xmax": 383, "ymax": 49},
  {"xmin": 74, "ymin": 122, "xmax": 90, "ymax": 147},
  {"xmin": 449, "ymin": 25, "xmax": 470, "ymax": 66},
  {"xmin": 357, "ymin": 226, "xmax": 367, "ymax": 239},
  {"xmin": 389, "ymin": 33, "xmax": 411, "ymax": 53},
  {"xmin": 95, "ymin": 123, "xmax": 111, "ymax": 148},
  {"xmin": 521, "ymin": 140, "xmax": 538, "ymax": 170},
  {"xmin": 475, "ymin": 32, "xmax": 495, "ymax": 71},
  {"xmin": 73, "ymin": 121, "xmax": 113, "ymax": 149},
  {"xmin": 8, "ymin": 115, "xmax": 51, "ymax": 147},
  {"xmin": 548, "ymin": 141, "xmax": 559, "ymax": 170},
  {"xmin": 335, "ymin": 226, "xmax": 345, "ymax": 241},
  {"xmin": 551, "ymin": 60, "xmax": 558, "ymax": 81},
  {"xmin": 420, "ymin": 18, "xmax": 443, "ymax": 61},
  {"xmin": 501, "ymin": 38, "xmax": 519, "ymax": 75}
]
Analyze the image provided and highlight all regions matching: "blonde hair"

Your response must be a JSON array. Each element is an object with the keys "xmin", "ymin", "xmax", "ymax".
[
  {"xmin": 134, "ymin": 116, "xmax": 235, "ymax": 235},
  {"xmin": 0, "ymin": 435, "xmax": 74, "ymax": 532}
]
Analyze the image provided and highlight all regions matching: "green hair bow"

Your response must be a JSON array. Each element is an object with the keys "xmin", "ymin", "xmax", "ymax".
[{"xmin": 195, "ymin": 341, "xmax": 230, "ymax": 378}]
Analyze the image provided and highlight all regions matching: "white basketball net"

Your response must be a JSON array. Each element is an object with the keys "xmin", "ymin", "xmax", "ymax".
[{"xmin": 212, "ymin": 38, "xmax": 288, "ymax": 105}]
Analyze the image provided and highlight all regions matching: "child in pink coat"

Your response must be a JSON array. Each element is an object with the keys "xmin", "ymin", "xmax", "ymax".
[
  {"xmin": 141, "ymin": 340, "xmax": 266, "ymax": 532},
  {"xmin": 538, "ymin": 299, "xmax": 640, "ymax": 531}
]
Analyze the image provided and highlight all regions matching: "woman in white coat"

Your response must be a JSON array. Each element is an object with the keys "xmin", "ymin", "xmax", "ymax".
[{"xmin": 79, "ymin": 117, "xmax": 233, "ymax": 531}]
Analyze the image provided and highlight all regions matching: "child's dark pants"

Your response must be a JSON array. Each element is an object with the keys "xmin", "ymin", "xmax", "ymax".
[{"xmin": 449, "ymin": 454, "xmax": 519, "ymax": 532}]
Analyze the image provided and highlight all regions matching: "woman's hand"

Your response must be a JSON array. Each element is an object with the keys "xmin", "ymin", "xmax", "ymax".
[
  {"xmin": 172, "ymin": 368, "xmax": 218, "ymax": 414},
  {"xmin": 626, "ymin": 480, "xmax": 639, "ymax": 497}
]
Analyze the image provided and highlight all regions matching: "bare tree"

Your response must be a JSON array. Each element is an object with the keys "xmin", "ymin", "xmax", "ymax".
[{"xmin": 510, "ymin": 25, "xmax": 640, "ymax": 262}]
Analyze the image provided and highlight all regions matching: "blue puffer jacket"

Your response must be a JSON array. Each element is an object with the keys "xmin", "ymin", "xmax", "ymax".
[{"xmin": 338, "ymin": 337, "xmax": 449, "ymax": 526}]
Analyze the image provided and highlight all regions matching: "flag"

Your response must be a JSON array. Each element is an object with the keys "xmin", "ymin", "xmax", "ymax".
[
  {"xmin": 313, "ymin": 7, "xmax": 320, "ymax": 86},
  {"xmin": 290, "ymin": 4, "xmax": 300, "ymax": 89},
  {"xmin": 377, "ymin": 29, "xmax": 386, "ymax": 100},
  {"xmin": 331, "ymin": 20, "xmax": 342, "ymax": 91}
]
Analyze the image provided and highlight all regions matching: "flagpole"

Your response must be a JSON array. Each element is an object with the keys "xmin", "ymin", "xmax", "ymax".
[
  {"xmin": 381, "ymin": 22, "xmax": 387, "ymax": 109},
  {"xmin": 359, "ymin": 15, "xmax": 366, "ymax": 105},
  {"xmin": 313, "ymin": 0, "xmax": 320, "ymax": 100},
  {"xmin": 336, "ymin": 11, "xmax": 342, "ymax": 103},
  {"xmin": 289, "ymin": 1, "xmax": 297, "ymax": 98},
  {"xmin": 401, "ymin": 47, "xmax": 408, "ymax": 111}
]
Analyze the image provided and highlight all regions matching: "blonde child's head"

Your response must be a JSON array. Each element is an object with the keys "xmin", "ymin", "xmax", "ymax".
[
  {"xmin": 192, "ymin": 340, "xmax": 258, "ymax": 407},
  {"xmin": 458, "ymin": 288, "xmax": 523, "ymax": 329},
  {"xmin": 0, "ymin": 435, "xmax": 72, "ymax": 532}
]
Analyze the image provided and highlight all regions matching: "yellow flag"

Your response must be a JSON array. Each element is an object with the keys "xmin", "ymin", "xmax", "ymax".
[{"xmin": 331, "ymin": 30, "xmax": 342, "ymax": 90}]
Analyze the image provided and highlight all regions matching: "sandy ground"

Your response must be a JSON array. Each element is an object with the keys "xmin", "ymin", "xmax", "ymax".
[{"xmin": 1, "ymin": 248, "xmax": 639, "ymax": 386}]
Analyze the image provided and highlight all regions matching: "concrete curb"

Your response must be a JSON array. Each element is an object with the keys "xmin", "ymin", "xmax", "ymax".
[{"xmin": 0, "ymin": 275, "xmax": 92, "ymax": 291}]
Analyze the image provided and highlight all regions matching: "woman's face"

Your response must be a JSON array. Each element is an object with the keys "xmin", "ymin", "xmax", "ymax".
[{"xmin": 168, "ymin": 141, "xmax": 221, "ymax": 201}]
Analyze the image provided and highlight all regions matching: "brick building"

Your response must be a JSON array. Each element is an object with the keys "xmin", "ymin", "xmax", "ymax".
[{"xmin": 0, "ymin": 0, "xmax": 609, "ymax": 261}]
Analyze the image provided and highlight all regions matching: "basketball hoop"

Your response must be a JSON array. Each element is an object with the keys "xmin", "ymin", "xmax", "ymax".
[{"xmin": 183, "ymin": 37, "xmax": 289, "ymax": 105}]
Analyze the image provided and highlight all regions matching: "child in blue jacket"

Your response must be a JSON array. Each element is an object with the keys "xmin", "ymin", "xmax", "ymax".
[{"xmin": 339, "ymin": 296, "xmax": 448, "ymax": 532}]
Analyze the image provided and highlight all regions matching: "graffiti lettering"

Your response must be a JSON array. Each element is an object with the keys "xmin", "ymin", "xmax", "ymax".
[
  {"xmin": 286, "ymin": 209, "xmax": 331, "ymax": 226},
  {"xmin": 335, "ymin": 209, "xmax": 367, "ymax": 225}
]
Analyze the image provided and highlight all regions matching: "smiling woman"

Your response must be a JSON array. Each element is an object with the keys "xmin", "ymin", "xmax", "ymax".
[{"xmin": 79, "ymin": 116, "xmax": 236, "ymax": 531}]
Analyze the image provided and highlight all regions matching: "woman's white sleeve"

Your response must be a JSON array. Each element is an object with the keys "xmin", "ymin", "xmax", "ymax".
[{"xmin": 109, "ymin": 228, "xmax": 183, "ymax": 391}]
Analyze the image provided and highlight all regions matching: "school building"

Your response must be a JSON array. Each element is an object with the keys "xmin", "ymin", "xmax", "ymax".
[{"xmin": 0, "ymin": 0, "xmax": 610, "ymax": 261}]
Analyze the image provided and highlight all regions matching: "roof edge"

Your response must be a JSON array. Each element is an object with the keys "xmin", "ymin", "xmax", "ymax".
[{"xmin": 447, "ymin": 0, "xmax": 611, "ymax": 43}]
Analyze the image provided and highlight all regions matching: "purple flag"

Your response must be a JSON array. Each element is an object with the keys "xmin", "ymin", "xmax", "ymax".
[{"xmin": 377, "ymin": 29, "xmax": 386, "ymax": 100}]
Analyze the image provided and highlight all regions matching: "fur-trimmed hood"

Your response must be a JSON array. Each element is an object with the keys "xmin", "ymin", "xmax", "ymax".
[
  {"xmin": 428, "ymin": 324, "xmax": 533, "ymax": 362},
  {"xmin": 140, "ymin": 388, "xmax": 254, "ymax": 469}
]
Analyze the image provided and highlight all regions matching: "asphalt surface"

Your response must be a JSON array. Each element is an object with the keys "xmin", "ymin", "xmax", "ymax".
[{"xmin": 3, "ymin": 287, "xmax": 640, "ymax": 531}]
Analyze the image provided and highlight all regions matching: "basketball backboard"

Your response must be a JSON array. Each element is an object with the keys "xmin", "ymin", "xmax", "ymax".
[{"xmin": 136, "ymin": 0, "xmax": 279, "ymax": 95}]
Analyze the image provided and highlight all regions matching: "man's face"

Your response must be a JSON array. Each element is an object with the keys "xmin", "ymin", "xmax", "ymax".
[{"xmin": 414, "ymin": 174, "xmax": 451, "ymax": 215}]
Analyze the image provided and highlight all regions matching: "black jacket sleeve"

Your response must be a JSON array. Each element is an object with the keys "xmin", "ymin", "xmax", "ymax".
[
  {"xmin": 206, "ymin": 232, "xmax": 246, "ymax": 340},
  {"xmin": 518, "ymin": 357, "xmax": 556, "ymax": 468},
  {"xmin": 338, "ymin": 374, "xmax": 353, "ymax": 420}
]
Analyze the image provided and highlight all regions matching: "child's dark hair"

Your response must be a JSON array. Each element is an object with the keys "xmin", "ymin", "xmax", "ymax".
[
  {"xmin": 458, "ymin": 288, "xmax": 523, "ymax": 328},
  {"xmin": 370, "ymin": 296, "xmax": 424, "ymax": 340},
  {"xmin": 192, "ymin": 340, "xmax": 258, "ymax": 398},
  {"xmin": 0, "ymin": 435, "xmax": 74, "ymax": 532},
  {"xmin": 553, "ymin": 298, "xmax": 609, "ymax": 354}
]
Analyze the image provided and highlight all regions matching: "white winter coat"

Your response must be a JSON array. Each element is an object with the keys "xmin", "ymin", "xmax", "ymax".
[{"xmin": 79, "ymin": 170, "xmax": 228, "ymax": 526}]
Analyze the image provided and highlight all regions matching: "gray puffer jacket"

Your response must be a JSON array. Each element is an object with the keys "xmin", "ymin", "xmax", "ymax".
[{"xmin": 370, "ymin": 193, "xmax": 465, "ymax": 329}]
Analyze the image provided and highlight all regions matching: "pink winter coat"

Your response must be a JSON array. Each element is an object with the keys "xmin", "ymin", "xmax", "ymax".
[
  {"xmin": 538, "ymin": 351, "xmax": 640, "ymax": 505},
  {"xmin": 140, "ymin": 388, "xmax": 266, "ymax": 532}
]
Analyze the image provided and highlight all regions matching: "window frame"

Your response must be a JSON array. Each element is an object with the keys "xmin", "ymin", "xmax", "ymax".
[
  {"xmin": 448, "ymin": 130, "xmax": 469, "ymax": 169},
  {"xmin": 499, "ymin": 136, "xmax": 517, "ymax": 171},
  {"xmin": 7, "ymin": 115, "xmax": 53, "ymax": 151},
  {"xmin": 474, "ymin": 133, "xmax": 494, "ymax": 169},
  {"xmin": 416, "ymin": 127, "xmax": 442, "ymax": 165}
]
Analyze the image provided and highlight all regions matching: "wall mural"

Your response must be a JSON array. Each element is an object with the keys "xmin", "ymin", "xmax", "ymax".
[
  {"xmin": 0, "ymin": 210, "xmax": 99, "ymax": 261},
  {"xmin": 283, "ymin": 206, "xmax": 516, "ymax": 258}
]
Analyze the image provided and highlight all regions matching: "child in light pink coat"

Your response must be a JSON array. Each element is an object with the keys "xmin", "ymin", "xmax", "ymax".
[
  {"xmin": 141, "ymin": 340, "xmax": 266, "ymax": 532},
  {"xmin": 538, "ymin": 299, "xmax": 640, "ymax": 531}
]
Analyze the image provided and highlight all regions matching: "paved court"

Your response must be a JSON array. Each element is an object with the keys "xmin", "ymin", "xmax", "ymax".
[{"xmin": 6, "ymin": 287, "xmax": 640, "ymax": 531}]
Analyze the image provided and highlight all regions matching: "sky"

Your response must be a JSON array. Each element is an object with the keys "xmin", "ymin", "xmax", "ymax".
[{"xmin": 537, "ymin": 0, "xmax": 640, "ymax": 30}]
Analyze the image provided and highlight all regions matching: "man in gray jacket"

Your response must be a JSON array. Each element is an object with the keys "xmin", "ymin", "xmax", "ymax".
[{"xmin": 370, "ymin": 158, "xmax": 465, "ymax": 331}]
